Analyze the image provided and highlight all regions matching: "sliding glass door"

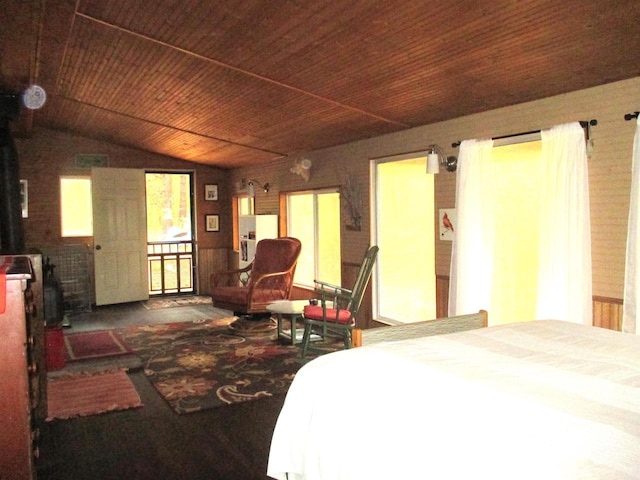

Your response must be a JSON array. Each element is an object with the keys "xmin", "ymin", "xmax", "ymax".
[{"xmin": 372, "ymin": 156, "xmax": 436, "ymax": 323}]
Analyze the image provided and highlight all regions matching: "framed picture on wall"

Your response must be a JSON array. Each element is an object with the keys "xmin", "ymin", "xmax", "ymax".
[
  {"xmin": 205, "ymin": 184, "xmax": 218, "ymax": 201},
  {"xmin": 439, "ymin": 208, "xmax": 455, "ymax": 241},
  {"xmin": 205, "ymin": 214, "xmax": 220, "ymax": 232}
]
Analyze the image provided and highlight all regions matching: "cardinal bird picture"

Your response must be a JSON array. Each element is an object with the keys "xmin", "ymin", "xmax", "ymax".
[
  {"xmin": 442, "ymin": 212, "xmax": 454, "ymax": 232},
  {"xmin": 439, "ymin": 209, "xmax": 456, "ymax": 240}
]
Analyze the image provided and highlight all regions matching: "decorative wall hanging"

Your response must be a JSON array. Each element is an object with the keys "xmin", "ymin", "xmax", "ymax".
[
  {"xmin": 74, "ymin": 154, "xmax": 109, "ymax": 168},
  {"xmin": 290, "ymin": 158, "xmax": 312, "ymax": 182},
  {"xmin": 439, "ymin": 208, "xmax": 456, "ymax": 241},
  {"xmin": 342, "ymin": 174, "xmax": 362, "ymax": 231}
]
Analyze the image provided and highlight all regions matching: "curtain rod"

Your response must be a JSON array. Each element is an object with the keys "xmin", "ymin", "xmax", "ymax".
[
  {"xmin": 625, "ymin": 111, "xmax": 639, "ymax": 121},
  {"xmin": 451, "ymin": 119, "xmax": 598, "ymax": 148}
]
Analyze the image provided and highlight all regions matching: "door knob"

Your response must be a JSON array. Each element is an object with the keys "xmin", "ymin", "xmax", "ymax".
[{"xmin": 95, "ymin": 245, "xmax": 102, "ymax": 250}]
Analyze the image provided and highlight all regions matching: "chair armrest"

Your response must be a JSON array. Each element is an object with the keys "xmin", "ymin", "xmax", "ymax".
[
  {"xmin": 313, "ymin": 280, "xmax": 352, "ymax": 297},
  {"xmin": 313, "ymin": 281, "xmax": 353, "ymax": 307},
  {"xmin": 211, "ymin": 263, "xmax": 252, "ymax": 287},
  {"xmin": 249, "ymin": 270, "xmax": 291, "ymax": 288},
  {"xmin": 314, "ymin": 290, "xmax": 354, "ymax": 313},
  {"xmin": 246, "ymin": 269, "xmax": 296, "ymax": 301},
  {"xmin": 236, "ymin": 270, "xmax": 293, "ymax": 305},
  {"xmin": 313, "ymin": 279, "xmax": 342, "ymax": 291}
]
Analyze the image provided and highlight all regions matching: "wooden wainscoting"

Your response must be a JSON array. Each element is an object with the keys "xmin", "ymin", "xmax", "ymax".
[
  {"xmin": 197, "ymin": 247, "xmax": 229, "ymax": 295},
  {"xmin": 593, "ymin": 296, "xmax": 623, "ymax": 331},
  {"xmin": 436, "ymin": 275, "xmax": 450, "ymax": 319},
  {"xmin": 436, "ymin": 276, "xmax": 623, "ymax": 331}
]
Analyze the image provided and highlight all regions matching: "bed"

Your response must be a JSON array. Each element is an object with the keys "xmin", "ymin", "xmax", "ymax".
[{"xmin": 267, "ymin": 319, "xmax": 640, "ymax": 479}]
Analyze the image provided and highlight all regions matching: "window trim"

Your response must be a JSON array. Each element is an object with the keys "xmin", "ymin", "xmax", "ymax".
[
  {"xmin": 232, "ymin": 195, "xmax": 252, "ymax": 252},
  {"xmin": 281, "ymin": 187, "xmax": 341, "ymax": 289},
  {"xmin": 60, "ymin": 175, "xmax": 93, "ymax": 237}
]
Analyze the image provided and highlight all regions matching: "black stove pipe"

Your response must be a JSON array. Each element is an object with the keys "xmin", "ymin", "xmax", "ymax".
[{"xmin": 0, "ymin": 94, "xmax": 25, "ymax": 254}]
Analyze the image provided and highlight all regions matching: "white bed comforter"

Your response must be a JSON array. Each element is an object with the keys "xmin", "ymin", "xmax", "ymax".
[{"xmin": 267, "ymin": 320, "xmax": 640, "ymax": 480}]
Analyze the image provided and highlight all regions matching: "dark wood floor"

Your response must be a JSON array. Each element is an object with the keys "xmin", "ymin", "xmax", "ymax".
[{"xmin": 37, "ymin": 300, "xmax": 285, "ymax": 480}]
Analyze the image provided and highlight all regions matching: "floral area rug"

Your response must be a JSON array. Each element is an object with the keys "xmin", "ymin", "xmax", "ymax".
[
  {"xmin": 118, "ymin": 317, "xmax": 336, "ymax": 414},
  {"xmin": 141, "ymin": 295, "xmax": 212, "ymax": 310}
]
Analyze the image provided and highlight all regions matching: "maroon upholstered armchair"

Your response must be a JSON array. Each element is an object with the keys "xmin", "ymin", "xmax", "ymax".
[{"xmin": 210, "ymin": 237, "xmax": 302, "ymax": 316}]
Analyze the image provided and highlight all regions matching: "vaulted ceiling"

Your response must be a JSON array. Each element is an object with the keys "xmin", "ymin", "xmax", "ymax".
[{"xmin": 2, "ymin": 0, "xmax": 639, "ymax": 169}]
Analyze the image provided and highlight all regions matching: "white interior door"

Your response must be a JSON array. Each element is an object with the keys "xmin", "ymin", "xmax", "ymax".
[{"xmin": 92, "ymin": 167, "xmax": 149, "ymax": 306}]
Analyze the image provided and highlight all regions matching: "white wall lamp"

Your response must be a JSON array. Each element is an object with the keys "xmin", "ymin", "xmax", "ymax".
[
  {"xmin": 426, "ymin": 144, "xmax": 457, "ymax": 174},
  {"xmin": 290, "ymin": 158, "xmax": 312, "ymax": 182},
  {"xmin": 242, "ymin": 178, "xmax": 270, "ymax": 198},
  {"xmin": 240, "ymin": 178, "xmax": 269, "ymax": 215}
]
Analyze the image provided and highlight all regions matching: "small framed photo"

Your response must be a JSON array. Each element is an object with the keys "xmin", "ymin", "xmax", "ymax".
[
  {"xmin": 439, "ymin": 208, "xmax": 456, "ymax": 241},
  {"xmin": 205, "ymin": 214, "xmax": 220, "ymax": 232},
  {"xmin": 205, "ymin": 184, "xmax": 218, "ymax": 201}
]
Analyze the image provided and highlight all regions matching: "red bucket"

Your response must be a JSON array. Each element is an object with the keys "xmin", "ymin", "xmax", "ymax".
[{"xmin": 45, "ymin": 325, "xmax": 66, "ymax": 371}]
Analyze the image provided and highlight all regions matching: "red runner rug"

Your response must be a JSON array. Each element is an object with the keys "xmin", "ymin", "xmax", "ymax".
[
  {"xmin": 64, "ymin": 330, "xmax": 132, "ymax": 361},
  {"xmin": 46, "ymin": 369, "xmax": 143, "ymax": 421}
]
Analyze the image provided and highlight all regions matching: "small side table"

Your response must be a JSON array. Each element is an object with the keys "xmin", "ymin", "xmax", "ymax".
[{"xmin": 267, "ymin": 300, "xmax": 311, "ymax": 345}]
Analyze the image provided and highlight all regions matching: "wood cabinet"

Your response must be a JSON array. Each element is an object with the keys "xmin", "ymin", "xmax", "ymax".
[
  {"xmin": 238, "ymin": 215, "xmax": 278, "ymax": 269},
  {"xmin": 0, "ymin": 255, "xmax": 44, "ymax": 480}
]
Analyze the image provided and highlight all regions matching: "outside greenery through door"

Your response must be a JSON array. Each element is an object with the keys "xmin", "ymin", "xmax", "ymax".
[{"xmin": 145, "ymin": 172, "xmax": 195, "ymax": 295}]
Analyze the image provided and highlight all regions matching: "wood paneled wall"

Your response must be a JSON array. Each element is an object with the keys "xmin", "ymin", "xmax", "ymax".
[
  {"xmin": 197, "ymin": 247, "xmax": 229, "ymax": 296},
  {"xmin": 16, "ymin": 128, "xmax": 231, "ymax": 300},
  {"xmin": 16, "ymin": 78, "xmax": 640, "ymax": 322},
  {"xmin": 16, "ymin": 128, "xmax": 230, "ymax": 253},
  {"xmin": 229, "ymin": 77, "xmax": 640, "ymax": 327},
  {"xmin": 593, "ymin": 296, "xmax": 623, "ymax": 331},
  {"xmin": 436, "ymin": 275, "xmax": 450, "ymax": 319}
]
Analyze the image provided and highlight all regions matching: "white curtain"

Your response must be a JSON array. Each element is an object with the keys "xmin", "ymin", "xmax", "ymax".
[
  {"xmin": 448, "ymin": 139, "xmax": 495, "ymax": 316},
  {"xmin": 623, "ymin": 117, "xmax": 640, "ymax": 334},
  {"xmin": 449, "ymin": 123, "xmax": 592, "ymax": 324},
  {"xmin": 536, "ymin": 122, "xmax": 592, "ymax": 324}
]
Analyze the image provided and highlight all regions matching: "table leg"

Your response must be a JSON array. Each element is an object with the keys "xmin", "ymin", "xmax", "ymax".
[
  {"xmin": 290, "ymin": 314, "xmax": 297, "ymax": 345},
  {"xmin": 276, "ymin": 313, "xmax": 284, "ymax": 339},
  {"xmin": 274, "ymin": 312, "xmax": 304, "ymax": 345}
]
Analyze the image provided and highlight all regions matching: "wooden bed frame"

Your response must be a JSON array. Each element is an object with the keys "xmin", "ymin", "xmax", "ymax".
[{"xmin": 352, "ymin": 310, "xmax": 488, "ymax": 347}]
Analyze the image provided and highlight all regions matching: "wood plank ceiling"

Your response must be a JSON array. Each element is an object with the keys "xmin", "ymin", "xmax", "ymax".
[{"xmin": 1, "ymin": 0, "xmax": 639, "ymax": 168}]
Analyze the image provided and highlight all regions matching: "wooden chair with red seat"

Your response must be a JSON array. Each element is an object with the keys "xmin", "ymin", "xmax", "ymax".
[
  {"xmin": 300, "ymin": 245, "xmax": 379, "ymax": 358},
  {"xmin": 210, "ymin": 237, "xmax": 302, "ymax": 317}
]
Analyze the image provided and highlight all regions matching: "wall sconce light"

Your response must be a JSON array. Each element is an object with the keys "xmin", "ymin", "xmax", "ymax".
[
  {"xmin": 290, "ymin": 158, "xmax": 312, "ymax": 182},
  {"xmin": 426, "ymin": 144, "xmax": 457, "ymax": 174},
  {"xmin": 242, "ymin": 178, "xmax": 270, "ymax": 198}
]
